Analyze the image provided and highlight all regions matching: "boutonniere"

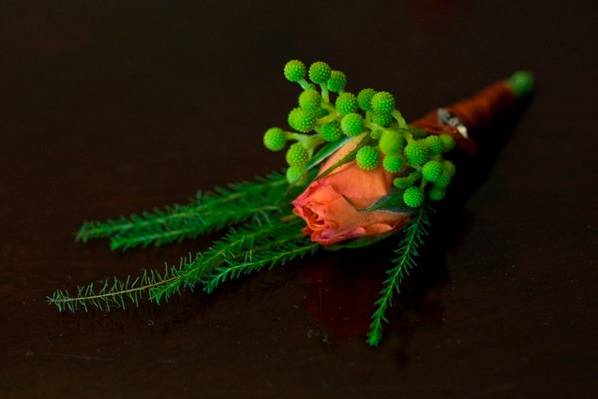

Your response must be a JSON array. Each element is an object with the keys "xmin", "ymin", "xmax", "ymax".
[{"xmin": 49, "ymin": 60, "xmax": 533, "ymax": 346}]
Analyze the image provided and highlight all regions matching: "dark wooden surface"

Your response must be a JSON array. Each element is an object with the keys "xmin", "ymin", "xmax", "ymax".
[{"xmin": 1, "ymin": 1, "xmax": 597, "ymax": 397}]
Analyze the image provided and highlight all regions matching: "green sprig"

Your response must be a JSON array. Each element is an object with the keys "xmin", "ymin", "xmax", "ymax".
[
  {"xmin": 48, "ymin": 264, "xmax": 183, "ymax": 312},
  {"xmin": 150, "ymin": 217, "xmax": 305, "ymax": 303},
  {"xmin": 76, "ymin": 172, "xmax": 295, "ymax": 250},
  {"xmin": 49, "ymin": 216, "xmax": 306, "ymax": 311},
  {"xmin": 203, "ymin": 234, "xmax": 319, "ymax": 295},
  {"xmin": 367, "ymin": 206, "xmax": 430, "ymax": 346}
]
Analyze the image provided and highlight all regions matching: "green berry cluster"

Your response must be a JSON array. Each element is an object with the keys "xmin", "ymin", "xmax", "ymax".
[
  {"xmin": 263, "ymin": 60, "xmax": 459, "ymax": 200},
  {"xmin": 386, "ymin": 134, "xmax": 457, "ymax": 207},
  {"xmin": 264, "ymin": 59, "xmax": 360, "ymax": 184}
]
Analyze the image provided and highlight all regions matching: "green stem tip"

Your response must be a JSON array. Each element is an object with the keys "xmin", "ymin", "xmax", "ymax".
[{"xmin": 507, "ymin": 70, "xmax": 535, "ymax": 98}]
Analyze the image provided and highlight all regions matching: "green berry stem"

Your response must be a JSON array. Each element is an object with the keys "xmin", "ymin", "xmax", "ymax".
[
  {"xmin": 320, "ymin": 84, "xmax": 330, "ymax": 103},
  {"xmin": 320, "ymin": 101, "xmax": 335, "ymax": 113},
  {"xmin": 286, "ymin": 132, "xmax": 324, "ymax": 151},
  {"xmin": 365, "ymin": 120, "xmax": 392, "ymax": 133},
  {"xmin": 283, "ymin": 130, "xmax": 301, "ymax": 139},
  {"xmin": 407, "ymin": 171, "xmax": 420, "ymax": 184},
  {"xmin": 317, "ymin": 112, "xmax": 338, "ymax": 126},
  {"xmin": 305, "ymin": 136, "xmax": 325, "ymax": 155},
  {"xmin": 391, "ymin": 110, "xmax": 408, "ymax": 129},
  {"xmin": 297, "ymin": 79, "xmax": 313, "ymax": 90},
  {"xmin": 400, "ymin": 130, "xmax": 414, "ymax": 143},
  {"xmin": 285, "ymin": 131, "xmax": 308, "ymax": 143}
]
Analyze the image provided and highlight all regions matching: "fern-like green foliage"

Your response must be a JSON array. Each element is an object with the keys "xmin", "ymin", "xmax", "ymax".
[
  {"xmin": 203, "ymin": 235, "xmax": 318, "ymax": 295},
  {"xmin": 47, "ymin": 216, "xmax": 311, "ymax": 312},
  {"xmin": 47, "ymin": 264, "xmax": 183, "ymax": 312},
  {"xmin": 149, "ymin": 216, "xmax": 307, "ymax": 303},
  {"xmin": 75, "ymin": 172, "xmax": 299, "ymax": 250},
  {"xmin": 366, "ymin": 206, "xmax": 430, "ymax": 346}
]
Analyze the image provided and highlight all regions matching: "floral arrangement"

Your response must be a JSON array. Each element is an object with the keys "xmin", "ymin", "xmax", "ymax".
[{"xmin": 48, "ymin": 60, "xmax": 533, "ymax": 346}]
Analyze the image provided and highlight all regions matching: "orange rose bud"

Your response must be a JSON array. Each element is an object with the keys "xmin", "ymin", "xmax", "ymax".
[{"xmin": 292, "ymin": 138, "xmax": 410, "ymax": 245}]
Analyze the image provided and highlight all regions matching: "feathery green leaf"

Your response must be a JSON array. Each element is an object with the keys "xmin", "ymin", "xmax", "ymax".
[
  {"xmin": 366, "ymin": 206, "xmax": 430, "ymax": 346},
  {"xmin": 149, "ymin": 216, "xmax": 305, "ymax": 303},
  {"xmin": 48, "ymin": 216, "xmax": 309, "ymax": 312},
  {"xmin": 76, "ymin": 172, "xmax": 300, "ymax": 250},
  {"xmin": 202, "ymin": 230, "xmax": 318, "ymax": 295},
  {"xmin": 47, "ymin": 264, "xmax": 183, "ymax": 312}
]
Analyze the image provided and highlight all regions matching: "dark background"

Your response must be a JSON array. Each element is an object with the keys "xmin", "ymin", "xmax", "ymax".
[{"xmin": 1, "ymin": 0, "xmax": 597, "ymax": 397}]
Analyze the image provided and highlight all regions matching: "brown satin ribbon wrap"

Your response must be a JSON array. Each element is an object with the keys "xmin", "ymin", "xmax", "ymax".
[{"xmin": 412, "ymin": 81, "xmax": 516, "ymax": 154}]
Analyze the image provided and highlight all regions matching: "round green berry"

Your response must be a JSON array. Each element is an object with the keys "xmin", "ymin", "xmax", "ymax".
[
  {"xmin": 283, "ymin": 60, "xmax": 306, "ymax": 82},
  {"xmin": 393, "ymin": 177, "xmax": 409, "ymax": 189},
  {"xmin": 404, "ymin": 140, "xmax": 429, "ymax": 165},
  {"xmin": 383, "ymin": 154, "xmax": 403, "ymax": 173},
  {"xmin": 424, "ymin": 135, "xmax": 443, "ymax": 155},
  {"xmin": 285, "ymin": 143, "xmax": 309, "ymax": 166},
  {"xmin": 286, "ymin": 165, "xmax": 305, "ymax": 184},
  {"xmin": 440, "ymin": 134, "xmax": 456, "ymax": 152},
  {"xmin": 308, "ymin": 61, "xmax": 331, "ymax": 84},
  {"xmin": 355, "ymin": 146, "xmax": 380, "ymax": 171},
  {"xmin": 403, "ymin": 186, "xmax": 424, "ymax": 208},
  {"xmin": 335, "ymin": 92, "xmax": 358, "ymax": 115},
  {"xmin": 371, "ymin": 91, "xmax": 395, "ymax": 114},
  {"xmin": 434, "ymin": 171, "xmax": 452, "ymax": 188},
  {"xmin": 443, "ymin": 160, "xmax": 456, "ymax": 177},
  {"xmin": 422, "ymin": 160, "xmax": 443, "ymax": 182},
  {"xmin": 298, "ymin": 89, "xmax": 321, "ymax": 111},
  {"xmin": 428, "ymin": 187, "xmax": 445, "ymax": 201},
  {"xmin": 357, "ymin": 88, "xmax": 376, "ymax": 112},
  {"xmin": 326, "ymin": 70, "xmax": 347, "ymax": 92},
  {"xmin": 508, "ymin": 70, "xmax": 535, "ymax": 98},
  {"xmin": 288, "ymin": 107, "xmax": 316, "ymax": 133},
  {"xmin": 379, "ymin": 130, "xmax": 404, "ymax": 155},
  {"xmin": 263, "ymin": 127, "xmax": 286, "ymax": 151},
  {"xmin": 341, "ymin": 113, "xmax": 364, "ymax": 136},
  {"xmin": 319, "ymin": 121, "xmax": 343, "ymax": 142},
  {"xmin": 372, "ymin": 112, "xmax": 393, "ymax": 127}
]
